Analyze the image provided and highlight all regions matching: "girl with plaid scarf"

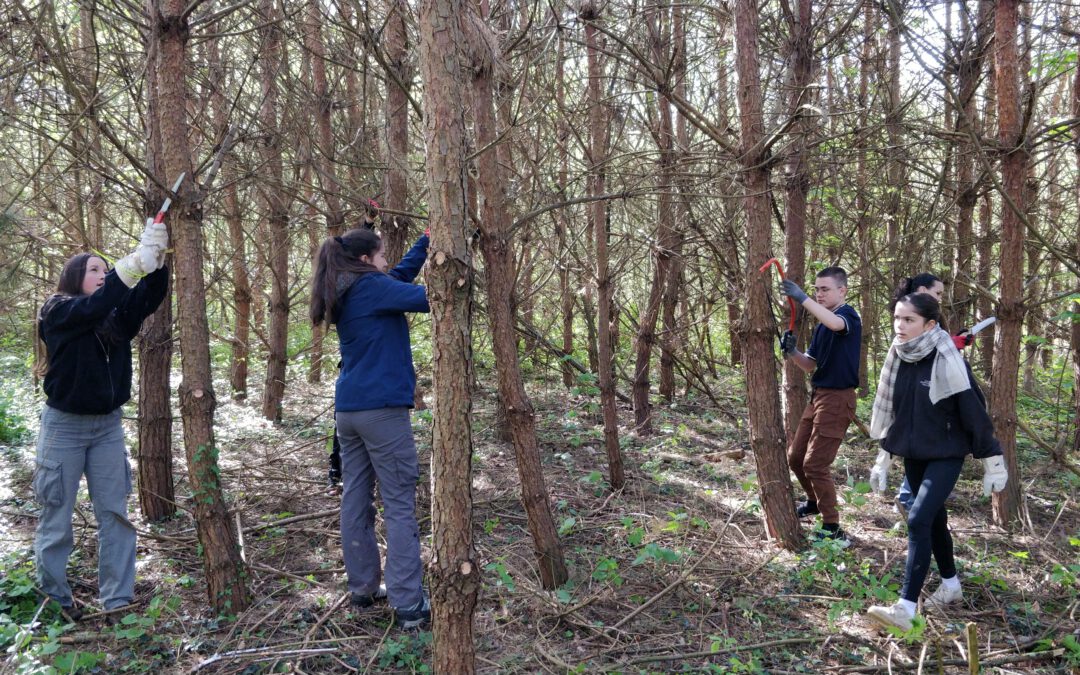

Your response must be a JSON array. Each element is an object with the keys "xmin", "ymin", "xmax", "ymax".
[{"xmin": 864, "ymin": 293, "xmax": 1008, "ymax": 632}]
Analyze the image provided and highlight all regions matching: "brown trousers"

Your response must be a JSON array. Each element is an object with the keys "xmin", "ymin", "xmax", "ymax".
[{"xmin": 787, "ymin": 387, "xmax": 856, "ymax": 524}]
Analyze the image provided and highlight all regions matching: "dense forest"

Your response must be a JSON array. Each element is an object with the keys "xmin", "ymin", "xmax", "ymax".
[{"xmin": 1, "ymin": 0, "xmax": 1078, "ymax": 671}]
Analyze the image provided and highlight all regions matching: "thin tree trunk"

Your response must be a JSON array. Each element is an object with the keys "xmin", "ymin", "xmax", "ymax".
[
  {"xmin": 583, "ymin": 2, "xmax": 624, "ymax": 489},
  {"xmin": 381, "ymin": 0, "xmax": 412, "ymax": 263},
  {"xmin": 632, "ymin": 4, "xmax": 675, "ymax": 435},
  {"xmin": 304, "ymin": 0, "xmax": 344, "ymax": 385},
  {"xmin": 258, "ymin": 0, "xmax": 291, "ymax": 422},
  {"xmin": 781, "ymin": 0, "xmax": 814, "ymax": 434},
  {"xmin": 137, "ymin": 10, "xmax": 174, "ymax": 523},
  {"xmin": 952, "ymin": 0, "xmax": 992, "ymax": 331},
  {"xmin": 733, "ymin": 0, "xmax": 803, "ymax": 550},
  {"xmin": 418, "ymin": 0, "xmax": 479, "ymax": 667},
  {"xmin": 470, "ymin": 8, "xmax": 568, "ymax": 588},
  {"xmin": 1072, "ymin": 27, "xmax": 1080, "ymax": 456},
  {"xmin": 659, "ymin": 1, "xmax": 689, "ymax": 403},
  {"xmin": 150, "ymin": 0, "xmax": 249, "ymax": 613},
  {"xmin": 556, "ymin": 29, "xmax": 575, "ymax": 389},
  {"xmin": 883, "ymin": 2, "xmax": 903, "ymax": 247},
  {"xmin": 855, "ymin": 0, "xmax": 874, "ymax": 396},
  {"xmin": 976, "ymin": 70, "xmax": 996, "ymax": 377},
  {"xmin": 990, "ymin": 0, "xmax": 1026, "ymax": 526}
]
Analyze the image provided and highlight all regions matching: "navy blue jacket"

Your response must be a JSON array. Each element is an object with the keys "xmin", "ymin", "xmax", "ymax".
[
  {"xmin": 806, "ymin": 303, "xmax": 861, "ymax": 389},
  {"xmin": 335, "ymin": 236, "xmax": 429, "ymax": 412},
  {"xmin": 881, "ymin": 355, "xmax": 1002, "ymax": 461},
  {"xmin": 39, "ymin": 267, "xmax": 169, "ymax": 415}
]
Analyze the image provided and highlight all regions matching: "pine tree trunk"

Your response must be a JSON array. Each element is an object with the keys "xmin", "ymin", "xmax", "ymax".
[
  {"xmin": 418, "ymin": 0, "xmax": 479, "ymax": 668},
  {"xmin": 150, "ymin": 0, "xmax": 249, "ymax": 613},
  {"xmin": 471, "ymin": 15, "xmax": 568, "ymax": 588},
  {"xmin": 781, "ymin": 0, "xmax": 813, "ymax": 434},
  {"xmin": 1072, "ymin": 31, "xmax": 1080, "ymax": 456},
  {"xmin": 258, "ymin": 0, "xmax": 291, "ymax": 423},
  {"xmin": 137, "ymin": 25, "xmax": 175, "ymax": 523},
  {"xmin": 733, "ymin": 0, "xmax": 802, "ymax": 550},
  {"xmin": 381, "ymin": 0, "xmax": 412, "ymax": 264},
  {"xmin": 632, "ymin": 6, "xmax": 675, "ymax": 435},
  {"xmin": 583, "ymin": 3, "xmax": 624, "ymax": 489},
  {"xmin": 990, "ymin": 0, "xmax": 1026, "ymax": 526},
  {"xmin": 952, "ymin": 0, "xmax": 992, "ymax": 331}
]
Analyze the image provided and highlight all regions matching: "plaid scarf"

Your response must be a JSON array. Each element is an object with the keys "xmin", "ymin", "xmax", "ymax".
[{"xmin": 869, "ymin": 326, "xmax": 971, "ymax": 440}]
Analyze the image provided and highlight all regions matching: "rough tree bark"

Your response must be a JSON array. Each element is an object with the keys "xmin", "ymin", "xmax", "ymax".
[
  {"xmin": 781, "ymin": 0, "xmax": 814, "ymax": 433},
  {"xmin": 659, "ymin": 1, "xmax": 689, "ymax": 402},
  {"xmin": 990, "ymin": 0, "xmax": 1026, "ymax": 526},
  {"xmin": 632, "ymin": 3, "xmax": 675, "ymax": 435},
  {"xmin": 150, "ymin": 0, "xmax": 249, "ymax": 613},
  {"xmin": 205, "ymin": 21, "xmax": 251, "ymax": 401},
  {"xmin": 583, "ymin": 1, "xmax": 624, "ymax": 489},
  {"xmin": 381, "ymin": 0, "xmax": 413, "ymax": 264},
  {"xmin": 951, "ymin": 0, "xmax": 992, "ymax": 331},
  {"xmin": 1073, "ymin": 27, "xmax": 1080, "ymax": 456},
  {"xmin": 258, "ymin": 0, "xmax": 291, "ymax": 422},
  {"xmin": 137, "ymin": 7, "xmax": 174, "ymax": 522},
  {"xmin": 304, "ymin": 0, "xmax": 345, "ymax": 384},
  {"xmin": 418, "ymin": 0, "xmax": 479, "ymax": 667},
  {"xmin": 470, "ymin": 0, "xmax": 568, "ymax": 589},
  {"xmin": 733, "ymin": 0, "xmax": 803, "ymax": 550}
]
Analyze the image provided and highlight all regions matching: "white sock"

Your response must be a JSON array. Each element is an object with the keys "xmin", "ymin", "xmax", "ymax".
[
  {"xmin": 897, "ymin": 599, "xmax": 917, "ymax": 617},
  {"xmin": 940, "ymin": 575, "xmax": 961, "ymax": 591}
]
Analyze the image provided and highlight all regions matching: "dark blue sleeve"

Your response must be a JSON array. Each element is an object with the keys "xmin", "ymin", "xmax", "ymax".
[
  {"xmin": 114, "ymin": 266, "xmax": 169, "ymax": 339},
  {"xmin": 41, "ymin": 272, "xmax": 129, "ymax": 334},
  {"xmin": 389, "ymin": 235, "xmax": 429, "ymax": 283},
  {"xmin": 369, "ymin": 276, "xmax": 430, "ymax": 314}
]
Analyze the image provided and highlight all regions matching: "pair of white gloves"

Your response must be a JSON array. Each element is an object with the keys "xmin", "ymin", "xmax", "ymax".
[
  {"xmin": 869, "ymin": 449, "xmax": 1008, "ymax": 497},
  {"xmin": 115, "ymin": 218, "xmax": 169, "ymax": 288}
]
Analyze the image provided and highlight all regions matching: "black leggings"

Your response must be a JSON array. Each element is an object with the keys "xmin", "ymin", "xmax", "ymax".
[{"xmin": 901, "ymin": 457, "xmax": 963, "ymax": 603}]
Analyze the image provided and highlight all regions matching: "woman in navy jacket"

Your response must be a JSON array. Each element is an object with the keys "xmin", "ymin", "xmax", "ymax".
[
  {"xmin": 34, "ymin": 229, "xmax": 168, "ymax": 620},
  {"xmin": 310, "ymin": 225, "xmax": 431, "ymax": 629},
  {"xmin": 865, "ymin": 293, "xmax": 1008, "ymax": 631}
]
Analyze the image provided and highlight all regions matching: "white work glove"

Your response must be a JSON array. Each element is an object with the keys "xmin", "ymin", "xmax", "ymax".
[
  {"xmin": 115, "ymin": 219, "xmax": 169, "ymax": 288},
  {"xmin": 982, "ymin": 456, "xmax": 1008, "ymax": 496},
  {"xmin": 136, "ymin": 218, "xmax": 169, "ymax": 271},
  {"xmin": 868, "ymin": 449, "xmax": 893, "ymax": 494}
]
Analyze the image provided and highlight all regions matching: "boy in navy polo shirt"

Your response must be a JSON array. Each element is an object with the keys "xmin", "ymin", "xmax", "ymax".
[{"xmin": 780, "ymin": 266, "xmax": 861, "ymax": 544}]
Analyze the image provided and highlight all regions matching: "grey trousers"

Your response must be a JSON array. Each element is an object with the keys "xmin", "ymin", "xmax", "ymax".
[
  {"xmin": 336, "ymin": 407, "xmax": 424, "ymax": 609},
  {"xmin": 32, "ymin": 406, "xmax": 135, "ymax": 610}
]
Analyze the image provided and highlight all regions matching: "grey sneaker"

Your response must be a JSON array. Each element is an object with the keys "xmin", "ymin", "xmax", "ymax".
[
  {"xmin": 395, "ymin": 594, "xmax": 430, "ymax": 629},
  {"xmin": 350, "ymin": 584, "xmax": 388, "ymax": 609}
]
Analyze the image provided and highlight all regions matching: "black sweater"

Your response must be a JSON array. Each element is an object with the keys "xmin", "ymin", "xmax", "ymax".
[
  {"xmin": 39, "ymin": 267, "xmax": 169, "ymax": 415},
  {"xmin": 881, "ymin": 354, "xmax": 1002, "ymax": 461}
]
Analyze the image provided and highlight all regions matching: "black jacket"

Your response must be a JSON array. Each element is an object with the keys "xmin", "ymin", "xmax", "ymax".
[
  {"xmin": 39, "ymin": 267, "xmax": 169, "ymax": 415},
  {"xmin": 881, "ymin": 354, "xmax": 1002, "ymax": 461}
]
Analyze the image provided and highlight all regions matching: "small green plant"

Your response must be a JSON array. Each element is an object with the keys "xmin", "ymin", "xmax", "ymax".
[
  {"xmin": 591, "ymin": 557, "xmax": 624, "ymax": 586},
  {"xmin": 0, "ymin": 392, "xmax": 28, "ymax": 443},
  {"xmin": 794, "ymin": 540, "xmax": 899, "ymax": 627},
  {"xmin": 484, "ymin": 560, "xmax": 516, "ymax": 591},
  {"xmin": 558, "ymin": 516, "xmax": 577, "ymax": 536},
  {"xmin": 377, "ymin": 632, "xmax": 432, "ymax": 672},
  {"xmin": 632, "ymin": 543, "xmax": 681, "ymax": 566},
  {"xmin": 482, "ymin": 517, "xmax": 500, "ymax": 535},
  {"xmin": 0, "ymin": 552, "xmax": 101, "ymax": 673}
]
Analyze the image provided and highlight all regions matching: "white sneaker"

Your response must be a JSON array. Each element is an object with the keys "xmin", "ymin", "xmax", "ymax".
[
  {"xmin": 924, "ymin": 583, "xmax": 963, "ymax": 612},
  {"xmin": 867, "ymin": 603, "xmax": 913, "ymax": 631}
]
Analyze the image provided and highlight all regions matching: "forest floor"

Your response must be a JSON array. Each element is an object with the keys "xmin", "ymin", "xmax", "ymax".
[{"xmin": 1, "ymin": 363, "xmax": 1079, "ymax": 674}]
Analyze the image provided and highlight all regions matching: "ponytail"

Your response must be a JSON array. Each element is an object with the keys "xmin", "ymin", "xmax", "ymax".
[
  {"xmin": 891, "ymin": 272, "xmax": 940, "ymax": 311},
  {"xmin": 309, "ymin": 228, "xmax": 383, "ymax": 326}
]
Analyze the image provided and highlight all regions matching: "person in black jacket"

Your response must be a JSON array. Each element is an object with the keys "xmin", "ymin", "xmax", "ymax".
[
  {"xmin": 32, "ymin": 224, "xmax": 169, "ymax": 621},
  {"xmin": 864, "ymin": 293, "xmax": 1008, "ymax": 631}
]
